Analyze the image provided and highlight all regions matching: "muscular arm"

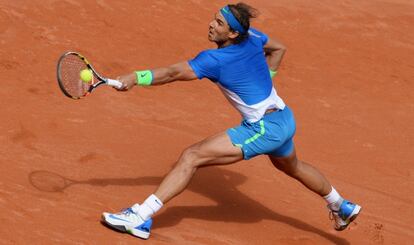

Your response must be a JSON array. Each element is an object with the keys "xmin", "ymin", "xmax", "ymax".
[
  {"xmin": 151, "ymin": 62, "xmax": 198, "ymax": 85},
  {"xmin": 116, "ymin": 61, "xmax": 198, "ymax": 90},
  {"xmin": 264, "ymin": 37, "xmax": 287, "ymax": 71}
]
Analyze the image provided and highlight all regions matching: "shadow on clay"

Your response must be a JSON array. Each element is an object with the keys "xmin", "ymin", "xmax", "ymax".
[{"xmin": 28, "ymin": 167, "xmax": 349, "ymax": 245}]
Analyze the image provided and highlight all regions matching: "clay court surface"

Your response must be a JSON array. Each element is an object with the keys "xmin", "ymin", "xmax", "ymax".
[{"xmin": 1, "ymin": 0, "xmax": 413, "ymax": 244}]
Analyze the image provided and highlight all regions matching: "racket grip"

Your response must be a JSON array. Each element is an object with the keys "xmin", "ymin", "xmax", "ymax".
[{"xmin": 106, "ymin": 79, "xmax": 123, "ymax": 89}]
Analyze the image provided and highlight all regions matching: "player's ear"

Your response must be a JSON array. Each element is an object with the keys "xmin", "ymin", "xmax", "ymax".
[{"xmin": 228, "ymin": 30, "xmax": 239, "ymax": 40}]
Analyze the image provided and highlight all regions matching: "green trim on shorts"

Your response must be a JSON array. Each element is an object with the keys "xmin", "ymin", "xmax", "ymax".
[
  {"xmin": 230, "ymin": 128, "xmax": 243, "ymax": 148},
  {"xmin": 244, "ymin": 120, "xmax": 265, "ymax": 144}
]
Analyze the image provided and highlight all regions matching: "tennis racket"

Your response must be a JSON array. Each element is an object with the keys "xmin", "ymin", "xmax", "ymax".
[{"xmin": 56, "ymin": 51, "xmax": 123, "ymax": 99}]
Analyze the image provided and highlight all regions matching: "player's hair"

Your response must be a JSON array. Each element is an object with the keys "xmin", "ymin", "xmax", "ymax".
[{"xmin": 228, "ymin": 2, "xmax": 259, "ymax": 44}]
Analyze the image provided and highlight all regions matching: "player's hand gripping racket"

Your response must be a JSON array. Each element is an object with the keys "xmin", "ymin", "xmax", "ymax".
[{"xmin": 56, "ymin": 51, "xmax": 123, "ymax": 99}]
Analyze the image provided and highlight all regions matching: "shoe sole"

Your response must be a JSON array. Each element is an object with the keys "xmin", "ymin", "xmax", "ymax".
[
  {"xmin": 336, "ymin": 205, "xmax": 362, "ymax": 231},
  {"xmin": 101, "ymin": 214, "xmax": 150, "ymax": 239}
]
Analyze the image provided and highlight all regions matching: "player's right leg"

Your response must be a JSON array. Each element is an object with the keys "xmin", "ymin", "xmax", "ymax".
[
  {"xmin": 268, "ymin": 149, "xmax": 361, "ymax": 231},
  {"xmin": 269, "ymin": 148, "xmax": 332, "ymax": 196}
]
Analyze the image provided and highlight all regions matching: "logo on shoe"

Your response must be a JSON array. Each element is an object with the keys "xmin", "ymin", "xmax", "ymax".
[{"xmin": 108, "ymin": 214, "xmax": 132, "ymax": 223}]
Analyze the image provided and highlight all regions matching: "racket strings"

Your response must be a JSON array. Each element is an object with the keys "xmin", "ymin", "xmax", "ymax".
[{"xmin": 58, "ymin": 55, "xmax": 94, "ymax": 98}]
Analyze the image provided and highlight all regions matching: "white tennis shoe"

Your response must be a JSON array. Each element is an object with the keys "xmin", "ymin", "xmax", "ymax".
[{"xmin": 102, "ymin": 204, "xmax": 153, "ymax": 239}]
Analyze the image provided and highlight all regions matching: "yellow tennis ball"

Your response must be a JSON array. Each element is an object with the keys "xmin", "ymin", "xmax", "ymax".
[{"xmin": 80, "ymin": 69, "xmax": 93, "ymax": 83}]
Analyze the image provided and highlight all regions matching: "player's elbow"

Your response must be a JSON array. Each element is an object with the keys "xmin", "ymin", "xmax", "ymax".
[
  {"xmin": 266, "ymin": 43, "xmax": 287, "ymax": 56},
  {"xmin": 279, "ymin": 44, "xmax": 287, "ymax": 54},
  {"xmin": 168, "ymin": 62, "xmax": 196, "ymax": 81}
]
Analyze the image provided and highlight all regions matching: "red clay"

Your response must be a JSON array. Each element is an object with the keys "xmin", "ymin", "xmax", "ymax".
[{"xmin": 0, "ymin": 0, "xmax": 413, "ymax": 244}]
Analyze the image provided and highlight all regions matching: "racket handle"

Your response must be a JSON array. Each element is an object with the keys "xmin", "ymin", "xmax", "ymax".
[{"xmin": 106, "ymin": 78, "xmax": 123, "ymax": 89}]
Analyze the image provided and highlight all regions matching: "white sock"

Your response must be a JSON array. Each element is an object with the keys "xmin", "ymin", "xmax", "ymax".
[
  {"xmin": 136, "ymin": 194, "xmax": 163, "ymax": 221},
  {"xmin": 323, "ymin": 187, "xmax": 343, "ymax": 211}
]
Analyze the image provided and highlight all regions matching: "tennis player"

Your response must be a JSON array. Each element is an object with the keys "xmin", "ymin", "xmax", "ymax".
[{"xmin": 102, "ymin": 3, "xmax": 361, "ymax": 239}]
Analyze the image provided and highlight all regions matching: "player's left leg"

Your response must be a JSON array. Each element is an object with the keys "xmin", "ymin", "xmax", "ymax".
[
  {"xmin": 102, "ymin": 131, "xmax": 243, "ymax": 239},
  {"xmin": 154, "ymin": 131, "xmax": 244, "ymax": 203}
]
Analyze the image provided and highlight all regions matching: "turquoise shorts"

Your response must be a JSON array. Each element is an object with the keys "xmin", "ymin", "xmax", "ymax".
[{"xmin": 226, "ymin": 106, "xmax": 296, "ymax": 160}]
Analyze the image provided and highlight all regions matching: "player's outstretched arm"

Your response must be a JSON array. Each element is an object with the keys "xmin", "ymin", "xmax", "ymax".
[
  {"xmin": 264, "ymin": 37, "xmax": 287, "ymax": 71},
  {"xmin": 151, "ymin": 62, "xmax": 198, "ymax": 85},
  {"xmin": 116, "ymin": 62, "xmax": 197, "ymax": 90}
]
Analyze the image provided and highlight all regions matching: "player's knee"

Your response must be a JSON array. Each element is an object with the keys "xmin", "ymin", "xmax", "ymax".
[
  {"xmin": 274, "ymin": 158, "xmax": 300, "ymax": 177},
  {"xmin": 179, "ymin": 145, "xmax": 204, "ymax": 168}
]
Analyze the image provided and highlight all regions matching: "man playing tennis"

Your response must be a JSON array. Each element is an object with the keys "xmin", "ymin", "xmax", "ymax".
[{"xmin": 102, "ymin": 3, "xmax": 361, "ymax": 240}]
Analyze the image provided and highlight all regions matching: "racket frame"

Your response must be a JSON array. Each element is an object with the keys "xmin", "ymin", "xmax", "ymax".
[{"xmin": 57, "ymin": 51, "xmax": 110, "ymax": 99}]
